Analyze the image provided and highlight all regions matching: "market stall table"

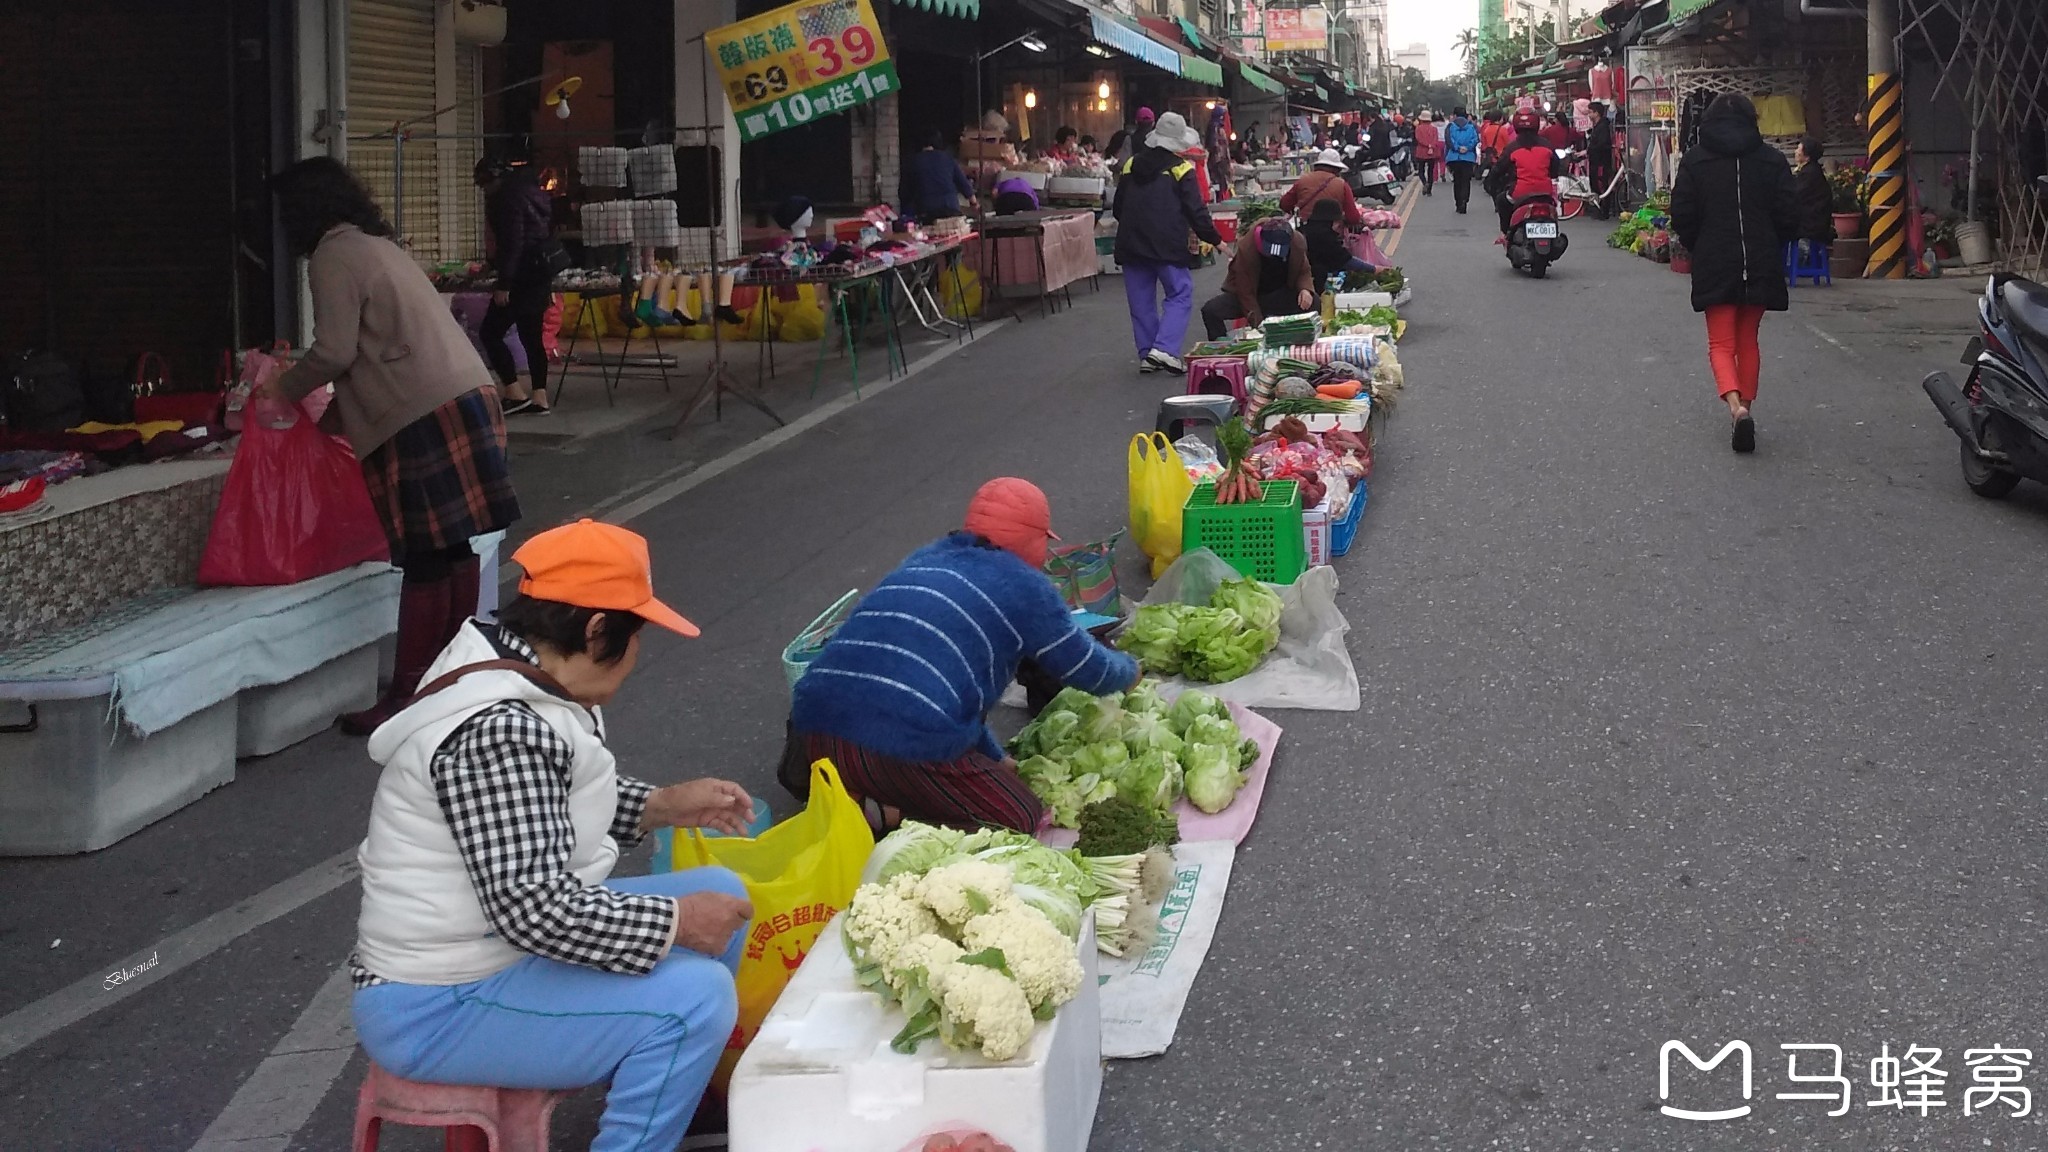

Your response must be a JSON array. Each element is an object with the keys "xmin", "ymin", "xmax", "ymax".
[{"xmin": 969, "ymin": 211, "xmax": 1098, "ymax": 320}]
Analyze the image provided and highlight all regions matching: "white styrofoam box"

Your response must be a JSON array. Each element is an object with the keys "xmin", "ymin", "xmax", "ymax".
[
  {"xmin": 1302, "ymin": 499, "xmax": 1331, "ymax": 567},
  {"xmin": 1334, "ymin": 290, "xmax": 1395, "ymax": 310},
  {"xmin": 1046, "ymin": 176, "xmax": 1104, "ymax": 196},
  {"xmin": 0, "ymin": 694, "xmax": 236, "ymax": 855},
  {"xmin": 997, "ymin": 169, "xmax": 1050, "ymax": 190},
  {"xmin": 237, "ymin": 645, "xmax": 379, "ymax": 758},
  {"xmin": 731, "ymin": 915, "xmax": 1102, "ymax": 1152}
]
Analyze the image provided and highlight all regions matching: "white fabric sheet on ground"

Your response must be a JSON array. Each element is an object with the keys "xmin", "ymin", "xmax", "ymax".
[
  {"xmin": 1136, "ymin": 549, "xmax": 1360, "ymax": 712},
  {"xmin": 0, "ymin": 563, "xmax": 400, "ymax": 734},
  {"xmin": 1097, "ymin": 840, "xmax": 1237, "ymax": 1059}
]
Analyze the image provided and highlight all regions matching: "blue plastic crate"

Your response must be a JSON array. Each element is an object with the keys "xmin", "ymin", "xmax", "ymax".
[{"xmin": 1330, "ymin": 480, "xmax": 1369, "ymax": 558}]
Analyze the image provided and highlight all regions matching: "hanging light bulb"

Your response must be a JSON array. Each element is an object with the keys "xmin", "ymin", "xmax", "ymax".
[
  {"xmin": 1024, "ymin": 89, "xmax": 1037, "ymax": 109},
  {"xmin": 1098, "ymin": 98, "xmax": 1109, "ymax": 111},
  {"xmin": 1098, "ymin": 81, "xmax": 1111, "ymax": 100},
  {"xmin": 554, "ymin": 98, "xmax": 573, "ymax": 120},
  {"xmin": 1205, "ymin": 100, "xmax": 1217, "ymax": 110}
]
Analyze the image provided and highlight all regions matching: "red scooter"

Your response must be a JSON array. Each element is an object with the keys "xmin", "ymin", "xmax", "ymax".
[{"xmin": 1504, "ymin": 193, "xmax": 1568, "ymax": 278}]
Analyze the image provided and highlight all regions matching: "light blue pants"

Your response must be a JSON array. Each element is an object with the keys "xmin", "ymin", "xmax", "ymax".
[
  {"xmin": 353, "ymin": 867, "xmax": 748, "ymax": 1152},
  {"xmin": 1122, "ymin": 260, "xmax": 1194, "ymax": 358}
]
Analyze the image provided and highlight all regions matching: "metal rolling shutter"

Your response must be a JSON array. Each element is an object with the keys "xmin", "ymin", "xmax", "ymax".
[
  {"xmin": 349, "ymin": 0, "xmax": 441, "ymax": 260},
  {"xmin": 451, "ymin": 45, "xmax": 485, "ymax": 261}
]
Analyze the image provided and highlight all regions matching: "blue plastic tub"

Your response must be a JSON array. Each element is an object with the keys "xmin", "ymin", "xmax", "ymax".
[{"xmin": 1331, "ymin": 480, "xmax": 1369, "ymax": 558}]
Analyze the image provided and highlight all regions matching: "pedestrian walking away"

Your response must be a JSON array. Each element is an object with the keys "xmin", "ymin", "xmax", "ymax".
[
  {"xmin": 1413, "ymin": 111, "xmax": 1443, "ymax": 195},
  {"xmin": 266, "ymin": 157, "xmax": 521, "ymax": 735},
  {"xmin": 1112, "ymin": 111, "xmax": 1222, "ymax": 375},
  {"xmin": 1202, "ymin": 214, "xmax": 1316, "ymax": 339},
  {"xmin": 780, "ymin": 478, "xmax": 1140, "ymax": 833},
  {"xmin": 349, "ymin": 518, "xmax": 756, "ymax": 1152},
  {"xmin": 1667, "ymin": 92, "xmax": 1799, "ymax": 454},
  {"xmin": 1443, "ymin": 106, "xmax": 1482, "ymax": 214},
  {"xmin": 474, "ymin": 155, "xmax": 556, "ymax": 417}
]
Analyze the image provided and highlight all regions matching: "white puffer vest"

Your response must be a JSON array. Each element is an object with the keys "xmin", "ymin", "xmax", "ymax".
[{"xmin": 355, "ymin": 622, "xmax": 623, "ymax": 986}]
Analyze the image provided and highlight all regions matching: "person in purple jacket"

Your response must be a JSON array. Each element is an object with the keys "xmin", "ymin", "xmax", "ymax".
[{"xmin": 475, "ymin": 155, "xmax": 555, "ymax": 415}]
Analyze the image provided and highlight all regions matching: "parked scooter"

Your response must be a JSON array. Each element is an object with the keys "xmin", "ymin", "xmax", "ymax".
[
  {"xmin": 1503, "ymin": 192, "xmax": 1568, "ymax": 277},
  {"xmin": 1342, "ymin": 146, "xmax": 1398, "ymax": 205},
  {"xmin": 1921, "ymin": 273, "xmax": 2048, "ymax": 498},
  {"xmin": 1388, "ymin": 133, "xmax": 1414, "ymax": 183}
]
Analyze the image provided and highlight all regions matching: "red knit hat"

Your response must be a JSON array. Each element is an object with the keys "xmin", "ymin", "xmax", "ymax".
[{"xmin": 963, "ymin": 478, "xmax": 1060, "ymax": 568}]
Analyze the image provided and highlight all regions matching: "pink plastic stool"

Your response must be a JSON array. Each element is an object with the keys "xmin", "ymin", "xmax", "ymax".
[
  {"xmin": 352, "ymin": 1062, "xmax": 567, "ymax": 1152},
  {"xmin": 1188, "ymin": 356, "xmax": 1249, "ymax": 404}
]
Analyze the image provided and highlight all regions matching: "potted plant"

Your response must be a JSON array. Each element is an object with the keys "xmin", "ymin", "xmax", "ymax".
[{"xmin": 1828, "ymin": 162, "xmax": 1867, "ymax": 240}]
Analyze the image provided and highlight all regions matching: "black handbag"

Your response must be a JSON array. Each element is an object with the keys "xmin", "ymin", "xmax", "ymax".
[
  {"xmin": 529, "ymin": 237, "xmax": 572, "ymax": 277},
  {"xmin": 6, "ymin": 350, "xmax": 86, "ymax": 432}
]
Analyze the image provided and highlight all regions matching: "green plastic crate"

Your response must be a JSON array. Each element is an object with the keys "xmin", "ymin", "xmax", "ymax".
[{"xmin": 1181, "ymin": 479, "xmax": 1306, "ymax": 583}]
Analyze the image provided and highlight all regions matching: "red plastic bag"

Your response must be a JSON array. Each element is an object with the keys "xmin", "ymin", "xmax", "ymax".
[{"xmin": 197, "ymin": 397, "xmax": 390, "ymax": 586}]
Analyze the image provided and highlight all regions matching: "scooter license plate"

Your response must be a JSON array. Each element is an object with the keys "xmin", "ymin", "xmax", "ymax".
[{"xmin": 1525, "ymin": 222, "xmax": 1559, "ymax": 239}]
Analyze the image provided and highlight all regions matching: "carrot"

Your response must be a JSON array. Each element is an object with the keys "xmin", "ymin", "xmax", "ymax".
[{"xmin": 1316, "ymin": 381, "xmax": 1363, "ymax": 400}]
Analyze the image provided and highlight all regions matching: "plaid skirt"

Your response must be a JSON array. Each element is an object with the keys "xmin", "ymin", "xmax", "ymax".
[
  {"xmin": 361, "ymin": 387, "xmax": 520, "ymax": 560},
  {"xmin": 777, "ymin": 727, "xmax": 1044, "ymax": 834}
]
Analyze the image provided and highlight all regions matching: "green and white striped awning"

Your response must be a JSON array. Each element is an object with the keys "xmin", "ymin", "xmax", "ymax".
[
  {"xmin": 891, "ymin": 0, "xmax": 978, "ymax": 18},
  {"xmin": 1237, "ymin": 60, "xmax": 1287, "ymax": 96},
  {"xmin": 1179, "ymin": 52, "xmax": 1224, "ymax": 87}
]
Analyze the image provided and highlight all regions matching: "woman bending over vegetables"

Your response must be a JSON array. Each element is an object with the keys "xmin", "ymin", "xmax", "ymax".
[{"xmin": 779, "ymin": 478, "xmax": 1141, "ymax": 833}]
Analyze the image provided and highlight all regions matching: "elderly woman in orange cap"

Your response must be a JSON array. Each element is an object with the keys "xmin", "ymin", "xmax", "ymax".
[
  {"xmin": 781, "ymin": 478, "xmax": 1141, "ymax": 832},
  {"xmin": 349, "ymin": 519, "xmax": 754, "ymax": 1152}
]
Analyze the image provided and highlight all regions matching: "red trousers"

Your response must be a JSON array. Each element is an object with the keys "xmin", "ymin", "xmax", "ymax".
[{"xmin": 1705, "ymin": 304, "xmax": 1767, "ymax": 403}]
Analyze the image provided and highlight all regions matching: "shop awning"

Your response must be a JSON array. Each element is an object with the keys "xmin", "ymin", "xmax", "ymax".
[
  {"xmin": 1088, "ymin": 10, "xmax": 1186, "ymax": 76},
  {"xmin": 1175, "ymin": 17, "xmax": 1221, "ymax": 54},
  {"xmin": 1236, "ymin": 60, "xmax": 1287, "ymax": 95},
  {"xmin": 1179, "ymin": 52, "xmax": 1224, "ymax": 86},
  {"xmin": 891, "ymin": 0, "xmax": 979, "ymax": 18}
]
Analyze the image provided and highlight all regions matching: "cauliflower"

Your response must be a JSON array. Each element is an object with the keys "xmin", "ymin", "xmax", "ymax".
[
  {"xmin": 959, "ymin": 903, "xmax": 1082, "ymax": 1014},
  {"xmin": 915, "ymin": 860, "xmax": 1014, "ymax": 926},
  {"xmin": 932, "ymin": 959, "xmax": 1037, "ymax": 1061},
  {"xmin": 841, "ymin": 877, "xmax": 941, "ymax": 975},
  {"xmin": 884, "ymin": 933, "xmax": 964, "ymax": 999}
]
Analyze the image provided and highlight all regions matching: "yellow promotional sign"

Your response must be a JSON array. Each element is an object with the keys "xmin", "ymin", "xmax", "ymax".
[{"xmin": 707, "ymin": 0, "xmax": 899, "ymax": 142}]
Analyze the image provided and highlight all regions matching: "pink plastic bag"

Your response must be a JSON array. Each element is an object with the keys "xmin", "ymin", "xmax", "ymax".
[
  {"xmin": 225, "ymin": 344, "xmax": 330, "ymax": 431},
  {"xmin": 197, "ymin": 397, "xmax": 389, "ymax": 586}
]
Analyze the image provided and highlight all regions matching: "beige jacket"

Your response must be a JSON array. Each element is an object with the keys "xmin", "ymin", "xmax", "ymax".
[{"xmin": 277, "ymin": 225, "xmax": 493, "ymax": 455}]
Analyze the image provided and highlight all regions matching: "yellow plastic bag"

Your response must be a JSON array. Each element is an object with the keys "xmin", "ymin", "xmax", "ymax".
[
  {"xmin": 1128, "ymin": 432, "xmax": 1194, "ymax": 579},
  {"xmin": 677, "ymin": 758, "xmax": 873, "ymax": 1089},
  {"xmin": 773, "ymin": 286, "xmax": 826, "ymax": 343},
  {"xmin": 938, "ymin": 265, "xmax": 982, "ymax": 319}
]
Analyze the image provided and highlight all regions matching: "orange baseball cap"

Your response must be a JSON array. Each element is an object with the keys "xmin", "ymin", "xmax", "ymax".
[
  {"xmin": 964, "ymin": 477, "xmax": 1061, "ymax": 568},
  {"xmin": 510, "ymin": 519, "xmax": 700, "ymax": 637}
]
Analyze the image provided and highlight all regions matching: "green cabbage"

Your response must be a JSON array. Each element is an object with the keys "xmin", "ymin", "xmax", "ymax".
[
  {"xmin": 1116, "ymin": 605, "xmax": 1188, "ymax": 675},
  {"xmin": 1042, "ymin": 687, "xmax": 1097, "ymax": 716},
  {"xmin": 1067, "ymin": 741, "xmax": 1130, "ymax": 782},
  {"xmin": 1010, "ymin": 709, "xmax": 1080, "ymax": 759},
  {"xmin": 861, "ymin": 822, "xmax": 966, "ymax": 884},
  {"xmin": 1211, "ymin": 577, "xmax": 1283, "ymax": 635},
  {"xmin": 1122, "ymin": 679, "xmax": 1168, "ymax": 717},
  {"xmin": 1120, "ymin": 709, "xmax": 1184, "ymax": 759},
  {"xmin": 1017, "ymin": 755, "xmax": 1070, "ymax": 786},
  {"xmin": 1119, "ymin": 748, "xmax": 1184, "ymax": 810},
  {"xmin": 1183, "ymin": 742, "xmax": 1247, "ymax": 814},
  {"xmin": 1177, "ymin": 604, "xmax": 1275, "ymax": 684},
  {"xmin": 1166, "ymin": 689, "xmax": 1229, "ymax": 734},
  {"xmin": 1011, "ymin": 880, "xmax": 1084, "ymax": 938},
  {"xmin": 1182, "ymin": 713, "xmax": 1240, "ymax": 750},
  {"xmin": 1077, "ymin": 696, "xmax": 1126, "ymax": 745}
]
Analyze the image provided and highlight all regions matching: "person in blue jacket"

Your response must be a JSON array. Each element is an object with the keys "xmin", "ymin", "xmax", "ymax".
[
  {"xmin": 1112, "ymin": 111, "xmax": 1223, "ymax": 375},
  {"xmin": 901, "ymin": 130, "xmax": 979, "ymax": 223},
  {"xmin": 780, "ymin": 478, "xmax": 1140, "ymax": 833},
  {"xmin": 1442, "ymin": 107, "xmax": 1483, "ymax": 215}
]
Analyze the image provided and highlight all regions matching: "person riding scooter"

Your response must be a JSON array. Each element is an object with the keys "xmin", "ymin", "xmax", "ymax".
[{"xmin": 1485, "ymin": 108, "xmax": 1565, "ymax": 239}]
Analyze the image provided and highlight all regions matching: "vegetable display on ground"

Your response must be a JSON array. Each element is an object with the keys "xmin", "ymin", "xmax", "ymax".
[
  {"xmin": 1009, "ymin": 682, "xmax": 1261, "ymax": 822},
  {"xmin": 1115, "ymin": 579, "xmax": 1284, "ymax": 684}
]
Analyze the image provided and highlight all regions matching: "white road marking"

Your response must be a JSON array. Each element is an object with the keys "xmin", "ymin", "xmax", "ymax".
[
  {"xmin": 1804, "ymin": 320, "xmax": 1858, "ymax": 358},
  {"xmin": 0, "ymin": 849, "xmax": 359, "ymax": 1063},
  {"xmin": 188, "ymin": 966, "xmax": 357, "ymax": 1152}
]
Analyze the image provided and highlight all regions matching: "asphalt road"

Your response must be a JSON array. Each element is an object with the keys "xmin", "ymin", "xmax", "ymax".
[{"xmin": 3, "ymin": 186, "xmax": 2039, "ymax": 1151}]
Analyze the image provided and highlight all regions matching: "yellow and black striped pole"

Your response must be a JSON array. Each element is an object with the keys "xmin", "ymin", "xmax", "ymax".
[
  {"xmin": 1864, "ymin": 71, "xmax": 1906, "ymax": 279},
  {"xmin": 1863, "ymin": 0, "xmax": 1905, "ymax": 279}
]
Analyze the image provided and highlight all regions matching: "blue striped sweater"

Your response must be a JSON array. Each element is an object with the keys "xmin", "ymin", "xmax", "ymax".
[{"xmin": 791, "ymin": 533, "xmax": 1138, "ymax": 762}]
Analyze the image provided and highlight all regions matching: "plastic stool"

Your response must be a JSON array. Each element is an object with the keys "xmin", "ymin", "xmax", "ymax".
[
  {"xmin": 352, "ymin": 1062, "xmax": 566, "ymax": 1152},
  {"xmin": 1785, "ymin": 241, "xmax": 1832, "ymax": 286},
  {"xmin": 1156, "ymin": 394, "xmax": 1239, "ymax": 441},
  {"xmin": 1187, "ymin": 356, "xmax": 1249, "ymax": 404}
]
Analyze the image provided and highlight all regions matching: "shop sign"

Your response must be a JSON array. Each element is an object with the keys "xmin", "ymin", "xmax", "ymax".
[
  {"xmin": 1262, "ymin": 6, "xmax": 1326, "ymax": 52},
  {"xmin": 708, "ymin": 0, "xmax": 899, "ymax": 143}
]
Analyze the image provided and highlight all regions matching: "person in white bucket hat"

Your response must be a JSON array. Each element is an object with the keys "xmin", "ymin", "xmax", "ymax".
[
  {"xmin": 1111, "ymin": 110, "xmax": 1222, "ymax": 375},
  {"xmin": 1279, "ymin": 147, "xmax": 1365, "ymax": 230}
]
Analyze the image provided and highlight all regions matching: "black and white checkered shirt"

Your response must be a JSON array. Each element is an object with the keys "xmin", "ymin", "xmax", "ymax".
[{"xmin": 350, "ymin": 630, "xmax": 674, "ymax": 989}]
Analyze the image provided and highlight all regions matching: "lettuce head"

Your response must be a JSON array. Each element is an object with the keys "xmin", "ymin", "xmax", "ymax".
[
  {"xmin": 1211, "ymin": 577, "xmax": 1284, "ymax": 635},
  {"xmin": 1116, "ymin": 605, "xmax": 1188, "ymax": 675},
  {"xmin": 1183, "ymin": 742, "xmax": 1248, "ymax": 814},
  {"xmin": 1166, "ymin": 689, "xmax": 1229, "ymax": 734}
]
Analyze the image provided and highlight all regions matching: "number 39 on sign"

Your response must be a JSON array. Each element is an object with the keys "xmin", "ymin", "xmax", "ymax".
[{"xmin": 708, "ymin": 0, "xmax": 900, "ymax": 142}]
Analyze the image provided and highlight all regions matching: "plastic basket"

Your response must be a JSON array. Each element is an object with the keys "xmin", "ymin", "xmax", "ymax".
[
  {"xmin": 781, "ymin": 589, "xmax": 860, "ymax": 689},
  {"xmin": 1330, "ymin": 480, "xmax": 1369, "ymax": 558},
  {"xmin": 1181, "ymin": 479, "xmax": 1306, "ymax": 584}
]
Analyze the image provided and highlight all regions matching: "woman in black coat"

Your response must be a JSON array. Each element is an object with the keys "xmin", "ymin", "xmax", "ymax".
[
  {"xmin": 1791, "ymin": 137, "xmax": 1837, "ymax": 245},
  {"xmin": 1668, "ymin": 93, "xmax": 1799, "ymax": 453}
]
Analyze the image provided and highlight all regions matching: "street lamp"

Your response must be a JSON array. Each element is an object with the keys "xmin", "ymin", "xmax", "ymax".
[{"xmin": 974, "ymin": 29, "xmax": 1050, "ymax": 125}]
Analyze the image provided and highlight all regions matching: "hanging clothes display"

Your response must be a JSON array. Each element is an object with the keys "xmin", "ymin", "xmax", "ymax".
[{"xmin": 1754, "ymin": 92, "xmax": 1806, "ymax": 137}]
